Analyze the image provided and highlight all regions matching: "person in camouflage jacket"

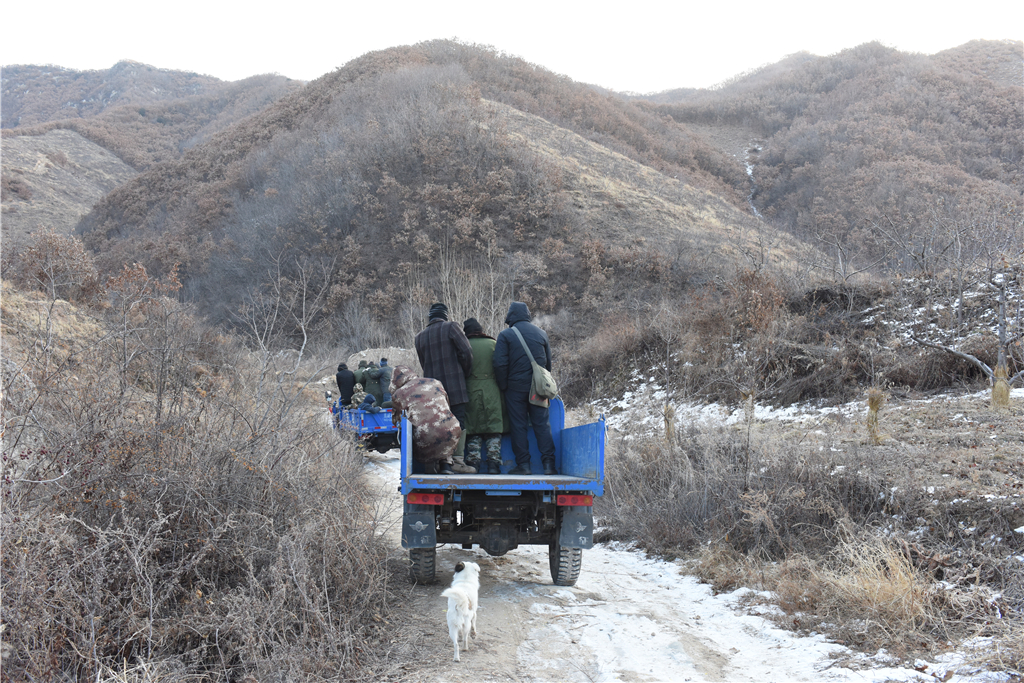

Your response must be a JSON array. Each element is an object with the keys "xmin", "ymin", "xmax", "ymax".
[
  {"xmin": 389, "ymin": 365, "xmax": 460, "ymax": 473},
  {"xmin": 349, "ymin": 384, "xmax": 367, "ymax": 408}
]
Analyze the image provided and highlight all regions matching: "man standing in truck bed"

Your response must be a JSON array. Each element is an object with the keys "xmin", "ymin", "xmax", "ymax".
[
  {"xmin": 493, "ymin": 301, "xmax": 557, "ymax": 476},
  {"xmin": 415, "ymin": 302, "xmax": 475, "ymax": 474}
]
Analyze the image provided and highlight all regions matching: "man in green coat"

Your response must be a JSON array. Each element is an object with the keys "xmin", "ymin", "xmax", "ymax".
[
  {"xmin": 462, "ymin": 318, "xmax": 507, "ymax": 474},
  {"xmin": 363, "ymin": 361, "xmax": 384, "ymax": 405},
  {"xmin": 353, "ymin": 360, "xmax": 369, "ymax": 388}
]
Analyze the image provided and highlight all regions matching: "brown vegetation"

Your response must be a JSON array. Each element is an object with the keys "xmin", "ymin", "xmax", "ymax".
[
  {"xmin": 598, "ymin": 391, "xmax": 1023, "ymax": 667},
  {"xmin": 0, "ymin": 274, "xmax": 398, "ymax": 681},
  {"xmin": 653, "ymin": 41, "xmax": 1023, "ymax": 275}
]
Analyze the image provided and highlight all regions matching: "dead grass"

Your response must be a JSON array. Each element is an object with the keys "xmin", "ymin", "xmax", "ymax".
[
  {"xmin": 1, "ymin": 283, "xmax": 400, "ymax": 681},
  {"xmin": 598, "ymin": 400, "xmax": 1023, "ymax": 673}
]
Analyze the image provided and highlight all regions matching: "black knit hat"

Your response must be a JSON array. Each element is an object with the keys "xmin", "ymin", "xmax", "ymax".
[
  {"xmin": 428, "ymin": 302, "xmax": 449, "ymax": 320},
  {"xmin": 463, "ymin": 318, "xmax": 483, "ymax": 336},
  {"xmin": 338, "ymin": 363, "xmax": 347, "ymax": 371}
]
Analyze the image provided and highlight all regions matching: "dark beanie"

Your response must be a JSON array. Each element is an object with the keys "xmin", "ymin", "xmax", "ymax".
[
  {"xmin": 338, "ymin": 363, "xmax": 347, "ymax": 371},
  {"xmin": 429, "ymin": 302, "xmax": 449, "ymax": 320},
  {"xmin": 463, "ymin": 318, "xmax": 483, "ymax": 336}
]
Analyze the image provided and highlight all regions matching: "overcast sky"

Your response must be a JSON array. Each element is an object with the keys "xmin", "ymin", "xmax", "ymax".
[{"xmin": 2, "ymin": 0, "xmax": 1020, "ymax": 93}]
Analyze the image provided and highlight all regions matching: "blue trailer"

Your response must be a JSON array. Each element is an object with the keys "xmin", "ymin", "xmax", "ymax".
[
  {"xmin": 399, "ymin": 398, "xmax": 605, "ymax": 585},
  {"xmin": 325, "ymin": 391, "xmax": 399, "ymax": 453}
]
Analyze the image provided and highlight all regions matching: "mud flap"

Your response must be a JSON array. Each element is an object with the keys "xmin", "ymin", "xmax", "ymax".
[
  {"xmin": 558, "ymin": 506, "xmax": 593, "ymax": 549},
  {"xmin": 402, "ymin": 503, "xmax": 437, "ymax": 549}
]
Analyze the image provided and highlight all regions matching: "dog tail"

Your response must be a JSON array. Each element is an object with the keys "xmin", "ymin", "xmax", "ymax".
[{"xmin": 442, "ymin": 588, "xmax": 471, "ymax": 611}]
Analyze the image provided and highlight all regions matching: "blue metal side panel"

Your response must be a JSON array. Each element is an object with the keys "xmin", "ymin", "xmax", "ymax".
[
  {"xmin": 400, "ymin": 416, "xmax": 412, "ymax": 479},
  {"xmin": 340, "ymin": 408, "xmax": 397, "ymax": 435},
  {"xmin": 398, "ymin": 400, "xmax": 605, "ymax": 495},
  {"xmin": 559, "ymin": 417, "xmax": 605, "ymax": 481}
]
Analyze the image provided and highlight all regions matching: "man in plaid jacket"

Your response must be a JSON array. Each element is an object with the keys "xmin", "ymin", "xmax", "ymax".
[{"xmin": 414, "ymin": 302, "xmax": 475, "ymax": 473}]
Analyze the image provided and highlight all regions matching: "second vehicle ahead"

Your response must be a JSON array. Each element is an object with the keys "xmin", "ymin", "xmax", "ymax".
[{"xmin": 326, "ymin": 391, "xmax": 399, "ymax": 453}]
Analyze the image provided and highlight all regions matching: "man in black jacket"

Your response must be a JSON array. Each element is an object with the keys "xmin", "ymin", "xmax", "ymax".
[
  {"xmin": 335, "ymin": 363, "xmax": 356, "ymax": 407},
  {"xmin": 415, "ymin": 302, "xmax": 475, "ymax": 474},
  {"xmin": 492, "ymin": 302, "xmax": 556, "ymax": 475}
]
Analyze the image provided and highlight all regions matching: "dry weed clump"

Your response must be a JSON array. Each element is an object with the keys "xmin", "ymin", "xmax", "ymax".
[
  {"xmin": 1, "ymin": 286, "xmax": 397, "ymax": 681},
  {"xmin": 816, "ymin": 537, "xmax": 936, "ymax": 649},
  {"xmin": 601, "ymin": 417, "xmax": 1023, "ymax": 671},
  {"xmin": 601, "ymin": 420, "xmax": 912, "ymax": 559},
  {"xmin": 866, "ymin": 387, "xmax": 886, "ymax": 444}
]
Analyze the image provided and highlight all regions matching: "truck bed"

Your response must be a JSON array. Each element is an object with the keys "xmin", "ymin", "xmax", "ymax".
[
  {"xmin": 402, "ymin": 472, "xmax": 601, "ymax": 492},
  {"xmin": 399, "ymin": 398, "xmax": 604, "ymax": 494}
]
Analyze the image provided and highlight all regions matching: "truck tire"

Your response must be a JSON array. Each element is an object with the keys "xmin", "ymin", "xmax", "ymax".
[
  {"xmin": 549, "ymin": 543, "xmax": 582, "ymax": 586},
  {"xmin": 409, "ymin": 547, "xmax": 436, "ymax": 584}
]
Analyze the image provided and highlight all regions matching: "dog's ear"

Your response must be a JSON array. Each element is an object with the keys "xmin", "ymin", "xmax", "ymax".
[{"xmin": 454, "ymin": 562, "xmax": 465, "ymax": 573}]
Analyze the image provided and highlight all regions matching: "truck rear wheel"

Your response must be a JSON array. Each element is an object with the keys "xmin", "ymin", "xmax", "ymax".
[
  {"xmin": 409, "ymin": 547, "xmax": 436, "ymax": 584},
  {"xmin": 549, "ymin": 543, "xmax": 582, "ymax": 586}
]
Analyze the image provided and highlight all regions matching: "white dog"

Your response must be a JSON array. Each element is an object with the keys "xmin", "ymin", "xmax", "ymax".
[{"xmin": 441, "ymin": 561, "xmax": 480, "ymax": 662}]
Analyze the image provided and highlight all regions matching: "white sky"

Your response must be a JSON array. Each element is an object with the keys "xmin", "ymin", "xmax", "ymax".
[{"xmin": 2, "ymin": 0, "xmax": 1021, "ymax": 93}]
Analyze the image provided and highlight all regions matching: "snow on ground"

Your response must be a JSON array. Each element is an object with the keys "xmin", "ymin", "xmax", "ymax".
[
  {"xmin": 592, "ymin": 372, "xmax": 1024, "ymax": 436},
  {"xmin": 366, "ymin": 451, "xmax": 1013, "ymax": 682}
]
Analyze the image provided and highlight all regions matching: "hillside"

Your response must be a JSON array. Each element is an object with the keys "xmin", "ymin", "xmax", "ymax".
[
  {"xmin": 1, "ymin": 129, "xmax": 137, "ymax": 251},
  {"xmin": 647, "ymin": 41, "xmax": 1023, "ymax": 270},
  {"xmin": 70, "ymin": 42, "xmax": 770, "ymax": 341},
  {"xmin": 2, "ymin": 61, "xmax": 226, "ymax": 128},
  {"xmin": 2, "ymin": 68, "xmax": 302, "ymax": 171}
]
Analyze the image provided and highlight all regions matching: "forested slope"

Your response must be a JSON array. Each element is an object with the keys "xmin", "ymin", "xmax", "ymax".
[
  {"xmin": 651, "ymin": 41, "xmax": 1023, "ymax": 271},
  {"xmin": 73, "ymin": 41, "xmax": 768, "ymax": 345}
]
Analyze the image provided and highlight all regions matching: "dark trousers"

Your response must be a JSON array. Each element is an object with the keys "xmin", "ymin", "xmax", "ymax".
[
  {"xmin": 450, "ymin": 402, "xmax": 467, "ymax": 430},
  {"xmin": 505, "ymin": 389, "xmax": 555, "ymax": 466},
  {"xmin": 450, "ymin": 402, "xmax": 468, "ymax": 460}
]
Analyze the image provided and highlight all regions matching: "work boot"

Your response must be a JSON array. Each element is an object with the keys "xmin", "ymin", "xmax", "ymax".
[
  {"xmin": 451, "ymin": 456, "xmax": 477, "ymax": 474},
  {"xmin": 542, "ymin": 459, "xmax": 557, "ymax": 476},
  {"xmin": 485, "ymin": 459, "xmax": 503, "ymax": 474},
  {"xmin": 508, "ymin": 463, "xmax": 531, "ymax": 475},
  {"xmin": 464, "ymin": 436, "xmax": 483, "ymax": 473},
  {"xmin": 437, "ymin": 461, "xmax": 455, "ymax": 475}
]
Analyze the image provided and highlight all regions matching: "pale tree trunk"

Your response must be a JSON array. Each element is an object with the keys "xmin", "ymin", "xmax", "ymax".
[{"xmin": 911, "ymin": 266, "xmax": 1022, "ymax": 408}]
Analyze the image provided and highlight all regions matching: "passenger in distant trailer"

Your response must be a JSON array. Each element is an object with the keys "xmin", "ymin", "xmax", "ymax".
[{"xmin": 335, "ymin": 363, "xmax": 356, "ymax": 407}]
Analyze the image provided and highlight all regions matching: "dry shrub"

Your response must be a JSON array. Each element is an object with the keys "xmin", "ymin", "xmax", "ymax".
[
  {"xmin": 599, "ymin": 418, "xmax": 929, "ymax": 561},
  {"xmin": 1, "ymin": 285, "xmax": 396, "ymax": 681},
  {"xmin": 5, "ymin": 229, "xmax": 102, "ymax": 303},
  {"xmin": 867, "ymin": 387, "xmax": 885, "ymax": 444},
  {"xmin": 817, "ymin": 537, "xmax": 935, "ymax": 649}
]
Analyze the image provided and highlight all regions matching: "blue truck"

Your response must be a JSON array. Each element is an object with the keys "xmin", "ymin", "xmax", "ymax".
[
  {"xmin": 325, "ymin": 392, "xmax": 400, "ymax": 453},
  {"xmin": 399, "ymin": 398, "xmax": 605, "ymax": 586}
]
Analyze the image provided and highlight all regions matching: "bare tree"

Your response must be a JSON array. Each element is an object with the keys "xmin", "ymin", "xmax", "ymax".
[{"xmin": 912, "ymin": 264, "xmax": 1023, "ymax": 407}]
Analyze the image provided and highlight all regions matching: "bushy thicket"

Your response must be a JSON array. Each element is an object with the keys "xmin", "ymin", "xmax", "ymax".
[
  {"xmin": 560, "ymin": 267, "xmax": 1019, "ymax": 408},
  {"xmin": 1, "ymin": 272, "xmax": 396, "ymax": 681}
]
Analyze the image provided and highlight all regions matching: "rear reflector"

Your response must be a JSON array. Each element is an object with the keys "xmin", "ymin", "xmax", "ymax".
[
  {"xmin": 408, "ymin": 492, "xmax": 444, "ymax": 506},
  {"xmin": 557, "ymin": 494, "xmax": 593, "ymax": 506}
]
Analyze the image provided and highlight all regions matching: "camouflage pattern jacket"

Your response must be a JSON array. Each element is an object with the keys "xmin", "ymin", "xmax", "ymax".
[{"xmin": 390, "ymin": 365, "xmax": 461, "ymax": 463}]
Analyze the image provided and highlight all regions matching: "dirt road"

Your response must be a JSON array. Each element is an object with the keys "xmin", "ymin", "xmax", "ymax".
[{"xmin": 363, "ymin": 456, "xmax": 945, "ymax": 683}]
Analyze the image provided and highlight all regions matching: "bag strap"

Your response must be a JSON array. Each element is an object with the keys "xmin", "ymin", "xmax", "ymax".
[{"xmin": 511, "ymin": 326, "xmax": 541, "ymax": 370}]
